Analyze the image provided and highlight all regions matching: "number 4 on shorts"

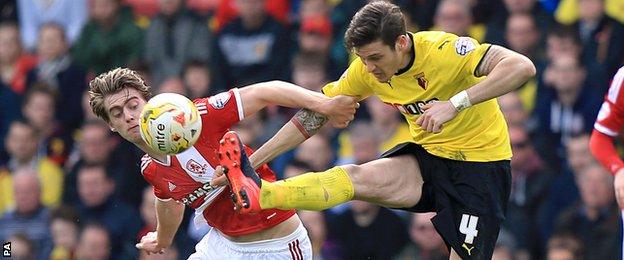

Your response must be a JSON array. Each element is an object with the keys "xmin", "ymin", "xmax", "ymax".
[{"xmin": 459, "ymin": 214, "xmax": 479, "ymax": 244}]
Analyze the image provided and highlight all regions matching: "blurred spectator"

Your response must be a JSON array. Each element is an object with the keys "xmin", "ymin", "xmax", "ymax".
[
  {"xmin": 573, "ymin": 0, "xmax": 624, "ymax": 76},
  {"xmin": 0, "ymin": 122, "xmax": 63, "ymax": 214},
  {"xmin": 0, "ymin": 22, "xmax": 38, "ymax": 94},
  {"xmin": 532, "ymin": 54, "xmax": 603, "ymax": 164},
  {"xmin": 74, "ymin": 164, "xmax": 142, "ymax": 259},
  {"xmin": 81, "ymin": 90, "xmax": 99, "ymax": 121},
  {"xmin": 213, "ymin": 0, "xmax": 289, "ymax": 31},
  {"xmin": 504, "ymin": 125, "xmax": 554, "ymax": 258},
  {"xmin": 505, "ymin": 14, "xmax": 543, "ymax": 113},
  {"xmin": 25, "ymin": 23, "xmax": 87, "ymax": 131},
  {"xmin": 0, "ymin": 170, "xmax": 52, "ymax": 259},
  {"xmin": 72, "ymin": 0, "xmax": 143, "ymax": 74},
  {"xmin": 296, "ymin": 15, "xmax": 342, "ymax": 78},
  {"xmin": 0, "ymin": 82, "xmax": 20, "ymax": 165},
  {"xmin": 298, "ymin": 210, "xmax": 329, "ymax": 258},
  {"xmin": 337, "ymin": 97, "xmax": 412, "ymax": 163},
  {"xmin": 0, "ymin": 0, "xmax": 17, "ymax": 23},
  {"xmin": 65, "ymin": 120, "xmax": 146, "ymax": 206},
  {"xmin": 485, "ymin": 0, "xmax": 554, "ymax": 46},
  {"xmin": 74, "ymin": 223, "xmax": 112, "ymax": 260},
  {"xmin": 328, "ymin": 201, "xmax": 409, "ymax": 259},
  {"xmin": 555, "ymin": 163, "xmax": 621, "ymax": 259},
  {"xmin": 21, "ymin": 86, "xmax": 73, "ymax": 166},
  {"xmin": 283, "ymin": 158, "xmax": 313, "ymax": 179},
  {"xmin": 16, "ymin": 0, "xmax": 88, "ymax": 51},
  {"xmin": 157, "ymin": 76, "xmax": 187, "ymax": 95},
  {"xmin": 7, "ymin": 233, "xmax": 35, "ymax": 260},
  {"xmin": 498, "ymin": 91, "xmax": 530, "ymax": 128},
  {"xmin": 291, "ymin": 52, "xmax": 328, "ymax": 92},
  {"xmin": 565, "ymin": 134, "xmax": 594, "ymax": 174},
  {"xmin": 546, "ymin": 233, "xmax": 582, "ymax": 260},
  {"xmin": 182, "ymin": 60, "xmax": 213, "ymax": 99},
  {"xmin": 337, "ymin": 121, "xmax": 379, "ymax": 165},
  {"xmin": 211, "ymin": 0, "xmax": 291, "ymax": 89},
  {"xmin": 537, "ymin": 134, "xmax": 589, "ymax": 246},
  {"xmin": 123, "ymin": 0, "xmax": 160, "ymax": 18},
  {"xmin": 505, "ymin": 13, "xmax": 543, "ymax": 61},
  {"xmin": 144, "ymin": 0, "xmax": 210, "ymax": 85},
  {"xmin": 493, "ymin": 229, "xmax": 517, "ymax": 260},
  {"xmin": 49, "ymin": 206, "xmax": 79, "ymax": 260},
  {"xmin": 294, "ymin": 135, "xmax": 334, "ymax": 172},
  {"xmin": 432, "ymin": 0, "xmax": 485, "ymax": 42},
  {"xmin": 297, "ymin": 15, "xmax": 331, "ymax": 53},
  {"xmin": 136, "ymin": 186, "xmax": 157, "ymax": 243},
  {"xmin": 545, "ymin": 25, "xmax": 583, "ymax": 63},
  {"xmin": 394, "ymin": 213, "xmax": 448, "ymax": 260}
]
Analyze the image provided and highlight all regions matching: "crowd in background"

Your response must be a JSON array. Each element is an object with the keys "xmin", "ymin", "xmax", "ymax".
[{"xmin": 0, "ymin": 0, "xmax": 623, "ymax": 259}]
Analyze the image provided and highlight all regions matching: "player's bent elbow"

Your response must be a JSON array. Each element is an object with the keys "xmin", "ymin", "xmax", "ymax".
[{"xmin": 518, "ymin": 56, "xmax": 536, "ymax": 80}]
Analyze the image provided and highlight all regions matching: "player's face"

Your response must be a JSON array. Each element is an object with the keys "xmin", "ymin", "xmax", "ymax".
[
  {"xmin": 103, "ymin": 88, "xmax": 147, "ymax": 144},
  {"xmin": 354, "ymin": 40, "xmax": 404, "ymax": 83}
]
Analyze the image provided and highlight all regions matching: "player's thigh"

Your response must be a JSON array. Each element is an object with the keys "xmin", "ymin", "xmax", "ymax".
[{"xmin": 343, "ymin": 154, "xmax": 424, "ymax": 208}]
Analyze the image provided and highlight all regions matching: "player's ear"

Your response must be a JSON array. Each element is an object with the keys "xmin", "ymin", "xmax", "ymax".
[{"xmin": 395, "ymin": 34, "xmax": 409, "ymax": 51}]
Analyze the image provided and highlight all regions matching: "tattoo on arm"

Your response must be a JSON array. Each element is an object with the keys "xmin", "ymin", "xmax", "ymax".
[
  {"xmin": 476, "ymin": 46, "xmax": 506, "ymax": 77},
  {"xmin": 291, "ymin": 109, "xmax": 328, "ymax": 139}
]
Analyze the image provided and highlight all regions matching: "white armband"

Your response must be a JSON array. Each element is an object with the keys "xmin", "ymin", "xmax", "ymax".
[{"xmin": 450, "ymin": 90, "xmax": 472, "ymax": 112}]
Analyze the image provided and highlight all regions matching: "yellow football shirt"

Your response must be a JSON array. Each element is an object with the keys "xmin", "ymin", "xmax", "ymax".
[{"xmin": 322, "ymin": 31, "xmax": 512, "ymax": 162}]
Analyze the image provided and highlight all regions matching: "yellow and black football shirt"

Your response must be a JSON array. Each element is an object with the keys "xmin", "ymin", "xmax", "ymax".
[{"xmin": 322, "ymin": 31, "xmax": 512, "ymax": 162}]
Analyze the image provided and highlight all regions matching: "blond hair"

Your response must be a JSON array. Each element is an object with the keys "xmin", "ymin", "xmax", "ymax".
[{"xmin": 88, "ymin": 68, "xmax": 151, "ymax": 122}]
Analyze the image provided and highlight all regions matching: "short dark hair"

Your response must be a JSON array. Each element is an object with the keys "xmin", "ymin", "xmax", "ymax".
[{"xmin": 345, "ymin": 1, "xmax": 406, "ymax": 50}]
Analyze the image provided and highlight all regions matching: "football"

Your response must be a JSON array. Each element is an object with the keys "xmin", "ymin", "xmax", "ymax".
[{"xmin": 139, "ymin": 93, "xmax": 202, "ymax": 154}]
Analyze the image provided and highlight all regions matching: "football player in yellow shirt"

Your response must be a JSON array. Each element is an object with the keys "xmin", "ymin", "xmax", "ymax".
[{"xmin": 217, "ymin": 1, "xmax": 535, "ymax": 259}]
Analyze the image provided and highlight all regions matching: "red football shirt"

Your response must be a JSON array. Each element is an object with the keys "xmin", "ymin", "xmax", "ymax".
[
  {"xmin": 592, "ymin": 67, "xmax": 624, "ymax": 174},
  {"xmin": 140, "ymin": 88, "xmax": 295, "ymax": 236}
]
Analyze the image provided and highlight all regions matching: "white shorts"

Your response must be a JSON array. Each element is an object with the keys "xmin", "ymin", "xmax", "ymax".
[{"xmin": 187, "ymin": 222, "xmax": 312, "ymax": 260}]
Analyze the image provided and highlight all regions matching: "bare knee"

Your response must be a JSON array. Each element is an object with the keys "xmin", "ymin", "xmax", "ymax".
[
  {"xmin": 340, "ymin": 164, "xmax": 385, "ymax": 199},
  {"xmin": 340, "ymin": 157, "xmax": 423, "ymax": 208}
]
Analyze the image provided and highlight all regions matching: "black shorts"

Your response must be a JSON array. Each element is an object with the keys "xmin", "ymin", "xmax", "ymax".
[{"xmin": 381, "ymin": 142, "xmax": 511, "ymax": 260}]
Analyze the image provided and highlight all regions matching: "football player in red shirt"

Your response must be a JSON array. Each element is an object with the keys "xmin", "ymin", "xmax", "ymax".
[
  {"xmin": 589, "ymin": 66, "xmax": 624, "ymax": 257},
  {"xmin": 88, "ymin": 68, "xmax": 357, "ymax": 258}
]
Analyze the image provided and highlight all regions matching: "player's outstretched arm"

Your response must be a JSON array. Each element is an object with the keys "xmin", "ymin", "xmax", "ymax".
[
  {"xmin": 467, "ymin": 45, "xmax": 536, "ymax": 105},
  {"xmin": 136, "ymin": 199, "xmax": 184, "ymax": 254},
  {"xmin": 237, "ymin": 80, "xmax": 358, "ymax": 126},
  {"xmin": 249, "ymin": 108, "xmax": 329, "ymax": 168}
]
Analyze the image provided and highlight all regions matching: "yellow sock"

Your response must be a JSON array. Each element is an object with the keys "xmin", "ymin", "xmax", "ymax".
[{"xmin": 259, "ymin": 166, "xmax": 354, "ymax": 211}]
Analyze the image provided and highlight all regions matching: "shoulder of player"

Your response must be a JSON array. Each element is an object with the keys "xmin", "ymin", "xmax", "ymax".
[
  {"xmin": 140, "ymin": 154, "xmax": 155, "ymax": 175},
  {"xmin": 606, "ymin": 66, "xmax": 624, "ymax": 103},
  {"xmin": 412, "ymin": 31, "xmax": 454, "ymax": 50}
]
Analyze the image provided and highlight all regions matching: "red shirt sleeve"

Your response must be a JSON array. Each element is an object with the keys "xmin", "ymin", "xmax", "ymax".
[
  {"xmin": 140, "ymin": 155, "xmax": 172, "ymax": 200},
  {"xmin": 591, "ymin": 66, "xmax": 624, "ymax": 175},
  {"xmin": 590, "ymin": 130, "xmax": 624, "ymax": 175},
  {"xmin": 194, "ymin": 88, "xmax": 244, "ymax": 134},
  {"xmin": 594, "ymin": 67, "xmax": 624, "ymax": 136}
]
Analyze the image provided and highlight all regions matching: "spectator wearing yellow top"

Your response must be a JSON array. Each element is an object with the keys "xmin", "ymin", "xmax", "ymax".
[{"xmin": 0, "ymin": 120, "xmax": 63, "ymax": 215}]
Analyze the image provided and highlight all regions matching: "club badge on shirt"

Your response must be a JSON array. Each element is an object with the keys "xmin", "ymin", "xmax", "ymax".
[
  {"xmin": 455, "ymin": 37, "xmax": 476, "ymax": 56},
  {"xmin": 208, "ymin": 92, "xmax": 232, "ymax": 109}
]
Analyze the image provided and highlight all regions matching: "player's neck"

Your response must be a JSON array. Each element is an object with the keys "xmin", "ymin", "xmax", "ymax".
[
  {"xmin": 396, "ymin": 39, "xmax": 414, "ymax": 75},
  {"xmin": 137, "ymin": 142, "xmax": 169, "ymax": 163}
]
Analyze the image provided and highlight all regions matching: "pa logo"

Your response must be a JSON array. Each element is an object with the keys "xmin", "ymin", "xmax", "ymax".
[{"xmin": 2, "ymin": 242, "xmax": 10, "ymax": 257}]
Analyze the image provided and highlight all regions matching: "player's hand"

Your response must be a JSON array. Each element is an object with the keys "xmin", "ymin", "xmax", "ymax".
[
  {"xmin": 135, "ymin": 231, "xmax": 166, "ymax": 255},
  {"xmin": 317, "ymin": 95, "xmax": 360, "ymax": 128},
  {"xmin": 415, "ymin": 101, "xmax": 458, "ymax": 133},
  {"xmin": 614, "ymin": 169, "xmax": 624, "ymax": 208},
  {"xmin": 210, "ymin": 166, "xmax": 229, "ymax": 187}
]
